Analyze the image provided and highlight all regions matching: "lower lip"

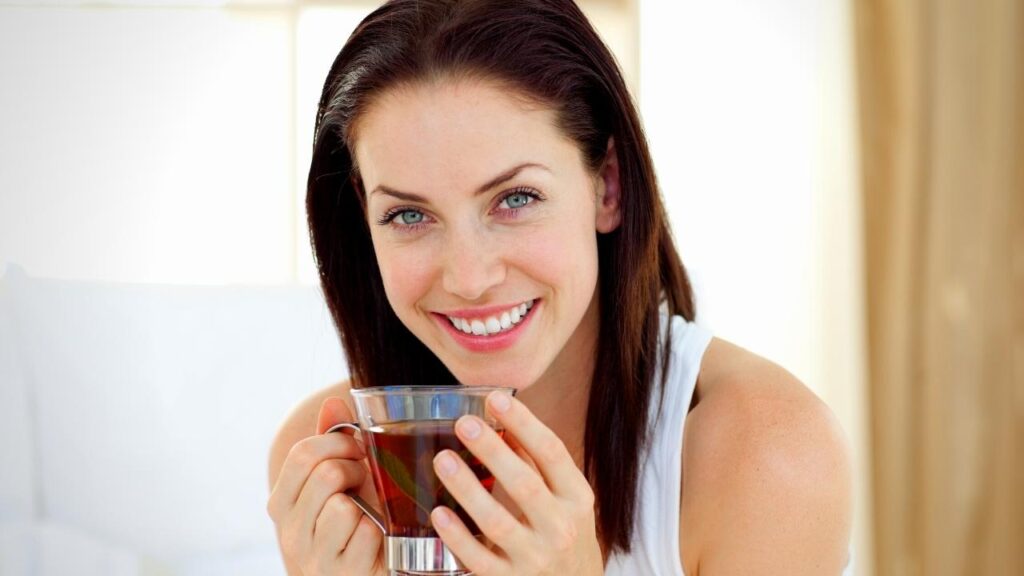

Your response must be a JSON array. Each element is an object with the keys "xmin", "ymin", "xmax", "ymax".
[{"xmin": 434, "ymin": 301, "xmax": 539, "ymax": 353}]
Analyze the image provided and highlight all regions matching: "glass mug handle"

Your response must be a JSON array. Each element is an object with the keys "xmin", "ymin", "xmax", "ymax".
[{"xmin": 325, "ymin": 422, "xmax": 387, "ymax": 534}]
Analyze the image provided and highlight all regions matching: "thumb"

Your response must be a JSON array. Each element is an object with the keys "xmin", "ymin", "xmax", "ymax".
[{"xmin": 316, "ymin": 396, "xmax": 355, "ymax": 435}]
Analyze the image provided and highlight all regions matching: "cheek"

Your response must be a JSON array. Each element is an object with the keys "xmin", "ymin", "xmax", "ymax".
[
  {"xmin": 512, "ymin": 217, "xmax": 599, "ymax": 297},
  {"xmin": 374, "ymin": 242, "xmax": 437, "ymax": 313}
]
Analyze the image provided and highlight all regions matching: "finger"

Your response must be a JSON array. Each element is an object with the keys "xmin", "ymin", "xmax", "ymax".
[
  {"xmin": 502, "ymin": 430, "xmax": 541, "ymax": 475},
  {"xmin": 486, "ymin": 392, "xmax": 590, "ymax": 500},
  {"xmin": 431, "ymin": 506, "xmax": 510, "ymax": 576},
  {"xmin": 317, "ymin": 396, "xmax": 355, "ymax": 435},
  {"xmin": 309, "ymin": 492, "xmax": 363, "ymax": 572},
  {"xmin": 268, "ymin": 433, "xmax": 365, "ymax": 519},
  {"xmin": 294, "ymin": 459, "xmax": 367, "ymax": 541},
  {"xmin": 454, "ymin": 415, "xmax": 563, "ymax": 539},
  {"xmin": 501, "ymin": 432, "xmax": 542, "ymax": 487},
  {"xmin": 338, "ymin": 515, "xmax": 385, "ymax": 574},
  {"xmin": 433, "ymin": 446, "xmax": 533, "ymax": 560}
]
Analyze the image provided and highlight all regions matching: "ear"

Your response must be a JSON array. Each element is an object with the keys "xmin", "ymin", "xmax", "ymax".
[{"xmin": 595, "ymin": 136, "xmax": 622, "ymax": 233}]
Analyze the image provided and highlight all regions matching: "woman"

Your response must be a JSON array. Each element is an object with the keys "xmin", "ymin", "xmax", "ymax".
[{"xmin": 267, "ymin": 1, "xmax": 853, "ymax": 574}]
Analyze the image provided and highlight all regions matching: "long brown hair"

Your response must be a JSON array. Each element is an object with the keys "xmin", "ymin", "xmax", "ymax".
[{"xmin": 306, "ymin": 0, "xmax": 695, "ymax": 555}]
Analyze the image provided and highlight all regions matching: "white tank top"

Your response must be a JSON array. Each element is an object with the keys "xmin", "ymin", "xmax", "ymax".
[{"xmin": 603, "ymin": 316, "xmax": 854, "ymax": 575}]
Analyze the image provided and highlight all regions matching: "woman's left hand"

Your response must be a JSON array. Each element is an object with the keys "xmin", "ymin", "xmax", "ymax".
[{"xmin": 430, "ymin": 391, "xmax": 604, "ymax": 576}]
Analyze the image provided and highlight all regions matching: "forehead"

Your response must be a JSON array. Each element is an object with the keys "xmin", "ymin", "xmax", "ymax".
[{"xmin": 352, "ymin": 79, "xmax": 582, "ymax": 196}]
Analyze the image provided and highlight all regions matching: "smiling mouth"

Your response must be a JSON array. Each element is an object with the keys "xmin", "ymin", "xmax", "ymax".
[{"xmin": 443, "ymin": 299, "xmax": 536, "ymax": 337}]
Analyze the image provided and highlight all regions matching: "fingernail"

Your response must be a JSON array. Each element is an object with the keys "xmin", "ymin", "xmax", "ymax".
[
  {"xmin": 459, "ymin": 417, "xmax": 481, "ymax": 440},
  {"xmin": 432, "ymin": 507, "xmax": 452, "ymax": 528},
  {"xmin": 489, "ymin": 392, "xmax": 511, "ymax": 413},
  {"xmin": 436, "ymin": 451, "xmax": 458, "ymax": 477}
]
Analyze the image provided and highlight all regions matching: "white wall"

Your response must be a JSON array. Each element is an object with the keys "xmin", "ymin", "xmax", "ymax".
[
  {"xmin": 638, "ymin": 1, "xmax": 870, "ymax": 573},
  {"xmin": 0, "ymin": 3, "xmax": 296, "ymax": 285}
]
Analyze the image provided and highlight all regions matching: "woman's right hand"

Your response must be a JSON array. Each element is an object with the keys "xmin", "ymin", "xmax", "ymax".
[{"xmin": 267, "ymin": 397, "xmax": 387, "ymax": 575}]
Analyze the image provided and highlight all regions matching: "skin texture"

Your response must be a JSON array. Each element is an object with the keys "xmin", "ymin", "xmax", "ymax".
[
  {"xmin": 679, "ymin": 339, "xmax": 853, "ymax": 575},
  {"xmin": 267, "ymin": 78, "xmax": 852, "ymax": 575},
  {"xmin": 355, "ymin": 78, "xmax": 619, "ymax": 393}
]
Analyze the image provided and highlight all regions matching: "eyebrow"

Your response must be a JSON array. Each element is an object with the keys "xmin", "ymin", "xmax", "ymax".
[{"xmin": 369, "ymin": 162, "xmax": 549, "ymax": 203}]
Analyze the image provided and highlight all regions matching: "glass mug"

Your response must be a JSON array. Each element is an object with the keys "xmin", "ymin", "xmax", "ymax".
[{"xmin": 326, "ymin": 385, "xmax": 516, "ymax": 575}]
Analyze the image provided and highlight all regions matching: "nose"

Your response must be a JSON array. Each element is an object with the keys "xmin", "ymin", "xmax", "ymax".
[{"xmin": 441, "ymin": 224, "xmax": 507, "ymax": 301}]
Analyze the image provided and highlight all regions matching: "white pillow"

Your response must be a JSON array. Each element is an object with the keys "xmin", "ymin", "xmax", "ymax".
[
  {"xmin": 1, "ymin": 520, "xmax": 291, "ymax": 576},
  {"xmin": 0, "ymin": 520, "xmax": 139, "ymax": 576},
  {"xmin": 0, "ymin": 266, "xmax": 36, "ymax": 522},
  {"xmin": 3, "ymin": 264, "xmax": 347, "ymax": 560},
  {"xmin": 159, "ymin": 545, "xmax": 287, "ymax": 576}
]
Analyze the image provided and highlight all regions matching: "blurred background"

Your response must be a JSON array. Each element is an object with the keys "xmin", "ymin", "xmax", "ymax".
[{"xmin": 0, "ymin": 0, "xmax": 1019, "ymax": 575}]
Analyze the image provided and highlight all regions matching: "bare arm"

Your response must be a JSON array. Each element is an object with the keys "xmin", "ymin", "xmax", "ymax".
[{"xmin": 681, "ymin": 354, "xmax": 853, "ymax": 575}]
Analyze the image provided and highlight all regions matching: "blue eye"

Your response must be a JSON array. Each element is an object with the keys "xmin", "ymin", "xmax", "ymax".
[
  {"xmin": 397, "ymin": 210, "xmax": 424, "ymax": 225},
  {"xmin": 498, "ymin": 188, "xmax": 544, "ymax": 212},
  {"xmin": 376, "ymin": 207, "xmax": 428, "ymax": 229},
  {"xmin": 501, "ymin": 192, "xmax": 532, "ymax": 209}
]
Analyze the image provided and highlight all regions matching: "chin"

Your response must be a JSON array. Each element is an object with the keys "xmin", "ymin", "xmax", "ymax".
[{"xmin": 446, "ymin": 361, "xmax": 541, "ymax": 390}]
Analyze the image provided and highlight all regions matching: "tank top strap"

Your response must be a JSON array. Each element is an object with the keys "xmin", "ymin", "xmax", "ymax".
[{"xmin": 605, "ymin": 315, "xmax": 712, "ymax": 576}]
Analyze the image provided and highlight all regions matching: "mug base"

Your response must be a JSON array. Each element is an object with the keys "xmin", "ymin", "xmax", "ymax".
[{"xmin": 387, "ymin": 535, "xmax": 480, "ymax": 575}]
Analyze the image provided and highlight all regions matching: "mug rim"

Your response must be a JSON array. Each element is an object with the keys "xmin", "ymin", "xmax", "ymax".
[{"xmin": 349, "ymin": 384, "xmax": 516, "ymax": 398}]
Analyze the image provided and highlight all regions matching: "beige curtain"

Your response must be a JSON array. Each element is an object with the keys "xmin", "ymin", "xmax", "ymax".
[{"xmin": 854, "ymin": 0, "xmax": 1023, "ymax": 574}]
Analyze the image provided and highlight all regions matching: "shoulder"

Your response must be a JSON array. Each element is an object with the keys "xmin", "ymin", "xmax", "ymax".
[
  {"xmin": 267, "ymin": 378, "xmax": 355, "ymax": 489},
  {"xmin": 679, "ymin": 338, "xmax": 852, "ymax": 575}
]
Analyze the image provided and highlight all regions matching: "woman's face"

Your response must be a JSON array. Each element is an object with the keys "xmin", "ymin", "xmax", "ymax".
[{"xmin": 353, "ymin": 78, "xmax": 620, "ymax": 389}]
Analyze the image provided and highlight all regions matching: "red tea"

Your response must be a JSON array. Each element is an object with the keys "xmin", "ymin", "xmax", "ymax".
[{"xmin": 364, "ymin": 419, "xmax": 502, "ymax": 538}]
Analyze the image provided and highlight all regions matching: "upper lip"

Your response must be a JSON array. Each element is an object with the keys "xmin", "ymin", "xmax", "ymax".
[{"xmin": 435, "ymin": 299, "xmax": 535, "ymax": 319}]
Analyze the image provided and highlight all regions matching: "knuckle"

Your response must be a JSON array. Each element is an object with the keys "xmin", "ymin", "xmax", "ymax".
[
  {"xmin": 332, "ymin": 433, "xmax": 357, "ymax": 453},
  {"xmin": 288, "ymin": 440, "xmax": 318, "ymax": 468},
  {"xmin": 532, "ymin": 549, "xmax": 557, "ymax": 569},
  {"xmin": 577, "ymin": 484, "xmax": 596, "ymax": 508},
  {"xmin": 265, "ymin": 497, "xmax": 281, "ymax": 521},
  {"xmin": 350, "ymin": 461, "xmax": 368, "ymax": 483},
  {"xmin": 508, "ymin": 476, "xmax": 545, "ymax": 502},
  {"xmin": 313, "ymin": 461, "xmax": 345, "ymax": 486},
  {"xmin": 485, "ymin": 510, "xmax": 518, "ymax": 541},
  {"xmin": 327, "ymin": 493, "xmax": 361, "ymax": 521},
  {"xmin": 537, "ymin": 436, "xmax": 566, "ymax": 464},
  {"xmin": 512, "ymin": 537, "xmax": 545, "ymax": 571},
  {"xmin": 525, "ymin": 548, "xmax": 550, "ymax": 573},
  {"xmin": 355, "ymin": 514, "xmax": 381, "ymax": 539},
  {"xmin": 550, "ymin": 522, "xmax": 578, "ymax": 552}
]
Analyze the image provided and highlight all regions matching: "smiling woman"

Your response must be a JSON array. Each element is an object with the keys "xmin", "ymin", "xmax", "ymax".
[
  {"xmin": 267, "ymin": 1, "xmax": 853, "ymax": 575},
  {"xmin": 354, "ymin": 80, "xmax": 620, "ymax": 387}
]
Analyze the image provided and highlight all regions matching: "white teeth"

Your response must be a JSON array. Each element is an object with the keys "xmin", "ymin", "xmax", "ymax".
[
  {"xmin": 485, "ymin": 317, "xmax": 501, "ymax": 334},
  {"xmin": 446, "ymin": 299, "xmax": 536, "ymax": 337},
  {"xmin": 470, "ymin": 320, "xmax": 486, "ymax": 335}
]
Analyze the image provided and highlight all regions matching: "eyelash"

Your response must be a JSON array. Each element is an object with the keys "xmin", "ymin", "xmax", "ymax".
[{"xmin": 375, "ymin": 187, "xmax": 544, "ymax": 230}]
